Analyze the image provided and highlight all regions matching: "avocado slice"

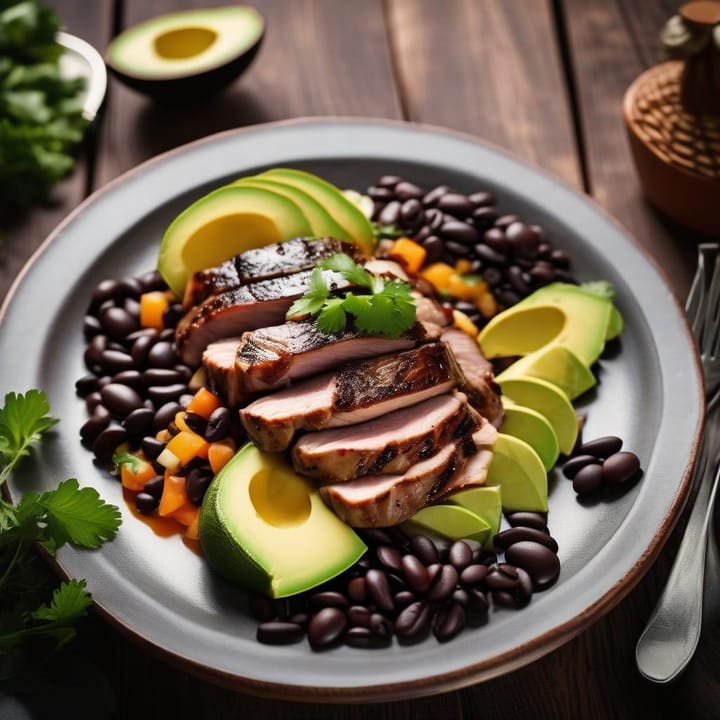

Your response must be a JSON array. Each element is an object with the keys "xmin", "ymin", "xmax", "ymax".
[
  {"xmin": 158, "ymin": 185, "xmax": 312, "ymax": 296},
  {"xmin": 232, "ymin": 177, "xmax": 351, "ymax": 240},
  {"xmin": 497, "ymin": 376, "xmax": 579, "ymax": 455},
  {"xmin": 403, "ymin": 504, "xmax": 492, "ymax": 545},
  {"xmin": 497, "ymin": 344, "xmax": 597, "ymax": 400},
  {"xmin": 478, "ymin": 282, "xmax": 613, "ymax": 367},
  {"xmin": 486, "ymin": 434, "xmax": 548, "ymax": 512},
  {"xmin": 499, "ymin": 399, "xmax": 560, "ymax": 471},
  {"xmin": 106, "ymin": 7, "xmax": 264, "ymax": 99},
  {"xmin": 199, "ymin": 443, "xmax": 367, "ymax": 598},
  {"xmin": 445, "ymin": 486, "xmax": 502, "ymax": 546},
  {"xmin": 260, "ymin": 168, "xmax": 375, "ymax": 255}
]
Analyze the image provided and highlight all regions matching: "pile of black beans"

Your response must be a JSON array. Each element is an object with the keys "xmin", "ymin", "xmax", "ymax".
[
  {"xmin": 369, "ymin": 175, "xmax": 575, "ymax": 320},
  {"xmin": 253, "ymin": 512, "xmax": 560, "ymax": 649},
  {"xmin": 76, "ymin": 271, "xmax": 243, "ymax": 514},
  {"xmin": 562, "ymin": 436, "xmax": 642, "ymax": 496}
]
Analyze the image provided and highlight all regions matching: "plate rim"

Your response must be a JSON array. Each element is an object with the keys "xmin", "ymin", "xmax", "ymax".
[{"xmin": 0, "ymin": 117, "xmax": 703, "ymax": 702}]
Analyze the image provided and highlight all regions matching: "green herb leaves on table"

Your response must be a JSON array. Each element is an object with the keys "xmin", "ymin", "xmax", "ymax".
[
  {"xmin": 287, "ymin": 252, "xmax": 417, "ymax": 338},
  {"xmin": 0, "ymin": 390, "xmax": 121, "ymax": 681},
  {"xmin": 0, "ymin": 0, "xmax": 89, "ymax": 226}
]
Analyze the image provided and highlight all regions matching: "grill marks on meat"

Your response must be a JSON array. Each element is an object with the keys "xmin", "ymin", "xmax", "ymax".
[
  {"xmin": 208, "ymin": 320, "xmax": 427, "ymax": 397},
  {"xmin": 240, "ymin": 343, "xmax": 458, "ymax": 452},
  {"xmin": 175, "ymin": 268, "xmax": 350, "ymax": 366},
  {"xmin": 182, "ymin": 237, "xmax": 362, "ymax": 308},
  {"xmin": 441, "ymin": 327, "xmax": 504, "ymax": 427},
  {"xmin": 292, "ymin": 392, "xmax": 478, "ymax": 483}
]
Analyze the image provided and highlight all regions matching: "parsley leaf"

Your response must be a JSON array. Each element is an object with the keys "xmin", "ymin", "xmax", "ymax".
[
  {"xmin": 33, "ymin": 579, "xmax": 92, "ymax": 625},
  {"xmin": 287, "ymin": 253, "xmax": 417, "ymax": 338}
]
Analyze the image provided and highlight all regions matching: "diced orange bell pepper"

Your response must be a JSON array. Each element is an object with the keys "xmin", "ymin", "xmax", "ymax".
[
  {"xmin": 186, "ymin": 387, "xmax": 223, "ymax": 419},
  {"xmin": 158, "ymin": 473, "xmax": 188, "ymax": 516},
  {"xmin": 208, "ymin": 438, "xmax": 237, "ymax": 474},
  {"xmin": 388, "ymin": 237, "xmax": 427, "ymax": 274},
  {"xmin": 452, "ymin": 309, "xmax": 479, "ymax": 338},
  {"xmin": 165, "ymin": 430, "xmax": 209, "ymax": 466},
  {"xmin": 169, "ymin": 501, "xmax": 199, "ymax": 528},
  {"xmin": 421, "ymin": 262, "xmax": 455, "ymax": 292},
  {"xmin": 120, "ymin": 458, "xmax": 157, "ymax": 492},
  {"xmin": 184, "ymin": 511, "xmax": 201, "ymax": 541},
  {"xmin": 139, "ymin": 291, "xmax": 170, "ymax": 330},
  {"xmin": 455, "ymin": 258, "xmax": 473, "ymax": 275}
]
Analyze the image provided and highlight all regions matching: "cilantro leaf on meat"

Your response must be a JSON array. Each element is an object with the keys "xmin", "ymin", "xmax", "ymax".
[{"xmin": 286, "ymin": 266, "xmax": 330, "ymax": 319}]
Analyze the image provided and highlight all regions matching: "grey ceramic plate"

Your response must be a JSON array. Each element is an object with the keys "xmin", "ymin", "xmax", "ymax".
[{"xmin": 0, "ymin": 118, "xmax": 702, "ymax": 701}]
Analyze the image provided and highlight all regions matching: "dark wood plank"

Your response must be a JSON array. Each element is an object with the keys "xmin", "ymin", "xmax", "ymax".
[
  {"xmin": 0, "ymin": 0, "xmax": 112, "ymax": 302},
  {"xmin": 95, "ymin": 0, "xmax": 403, "ymax": 184},
  {"xmin": 387, "ymin": 0, "xmax": 581, "ymax": 188},
  {"xmin": 561, "ymin": 0, "xmax": 698, "ymax": 300}
]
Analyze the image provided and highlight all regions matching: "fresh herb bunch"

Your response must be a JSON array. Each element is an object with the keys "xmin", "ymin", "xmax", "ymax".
[
  {"xmin": 0, "ymin": 390, "xmax": 121, "ymax": 682},
  {"xmin": 0, "ymin": 0, "xmax": 88, "ymax": 226},
  {"xmin": 287, "ymin": 252, "xmax": 417, "ymax": 338}
]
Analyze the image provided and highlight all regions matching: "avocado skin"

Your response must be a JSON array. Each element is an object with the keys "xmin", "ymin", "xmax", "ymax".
[{"xmin": 107, "ymin": 33, "xmax": 263, "ymax": 100}]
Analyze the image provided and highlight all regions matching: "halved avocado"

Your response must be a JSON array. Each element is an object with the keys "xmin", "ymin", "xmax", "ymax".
[
  {"xmin": 260, "ymin": 168, "xmax": 375, "ymax": 255},
  {"xmin": 232, "ymin": 177, "xmax": 350, "ymax": 240},
  {"xmin": 106, "ymin": 7, "xmax": 264, "ymax": 99},
  {"xmin": 158, "ymin": 185, "xmax": 311, "ymax": 296}
]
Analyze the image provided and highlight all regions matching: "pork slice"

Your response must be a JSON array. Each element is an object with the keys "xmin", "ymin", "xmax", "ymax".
[
  {"xmin": 414, "ymin": 294, "xmax": 454, "ymax": 328},
  {"xmin": 240, "ymin": 342, "xmax": 459, "ymax": 451},
  {"xmin": 435, "ymin": 424, "xmax": 498, "ymax": 498},
  {"xmin": 319, "ymin": 442, "xmax": 468, "ymax": 527},
  {"xmin": 182, "ymin": 237, "xmax": 362, "ymax": 308},
  {"xmin": 292, "ymin": 392, "xmax": 478, "ymax": 483},
  {"xmin": 175, "ymin": 268, "xmax": 351, "ymax": 366},
  {"xmin": 441, "ymin": 328, "xmax": 504, "ymax": 427},
  {"xmin": 231, "ymin": 320, "xmax": 430, "ymax": 394},
  {"xmin": 201, "ymin": 337, "xmax": 247, "ymax": 407}
]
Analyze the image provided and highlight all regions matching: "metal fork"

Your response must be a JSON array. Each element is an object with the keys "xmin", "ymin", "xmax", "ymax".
[{"xmin": 636, "ymin": 243, "xmax": 720, "ymax": 682}]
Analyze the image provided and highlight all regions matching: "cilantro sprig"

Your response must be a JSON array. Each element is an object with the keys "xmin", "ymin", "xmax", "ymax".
[
  {"xmin": 286, "ymin": 253, "xmax": 417, "ymax": 338},
  {"xmin": 0, "ymin": 390, "xmax": 121, "ymax": 681}
]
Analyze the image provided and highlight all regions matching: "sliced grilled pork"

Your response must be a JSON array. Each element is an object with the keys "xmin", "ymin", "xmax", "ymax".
[
  {"xmin": 414, "ymin": 295, "xmax": 453, "ymax": 328},
  {"xmin": 319, "ymin": 441, "xmax": 467, "ymax": 527},
  {"xmin": 292, "ymin": 392, "xmax": 478, "ymax": 483},
  {"xmin": 175, "ymin": 268, "xmax": 350, "ymax": 366},
  {"xmin": 240, "ymin": 343, "xmax": 460, "ymax": 451},
  {"xmin": 182, "ymin": 237, "xmax": 362, "ymax": 308},
  {"xmin": 200, "ymin": 337, "xmax": 247, "ymax": 407},
  {"xmin": 441, "ymin": 327, "xmax": 503, "ymax": 427},
  {"xmin": 206, "ymin": 319, "xmax": 433, "ymax": 399}
]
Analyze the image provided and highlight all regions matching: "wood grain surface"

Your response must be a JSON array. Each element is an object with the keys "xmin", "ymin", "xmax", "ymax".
[{"xmin": 1, "ymin": 1, "xmax": 714, "ymax": 718}]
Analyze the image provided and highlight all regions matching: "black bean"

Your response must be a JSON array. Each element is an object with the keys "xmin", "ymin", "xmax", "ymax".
[
  {"xmin": 123, "ymin": 297, "xmax": 141, "ymax": 318},
  {"xmin": 573, "ymin": 463, "xmax": 604, "ymax": 495},
  {"xmin": 497, "ymin": 289, "xmax": 521, "ymax": 307},
  {"xmin": 472, "ymin": 206, "xmax": 499, "ymax": 231},
  {"xmin": 92, "ymin": 425, "xmax": 127, "ymax": 461},
  {"xmin": 422, "ymin": 185, "xmax": 451, "ymax": 207},
  {"xmin": 550, "ymin": 248, "xmax": 571, "ymax": 268},
  {"xmin": 378, "ymin": 174, "xmax": 402, "ymax": 189},
  {"xmin": 579, "ymin": 435, "xmax": 623, "ymax": 459},
  {"xmin": 163, "ymin": 303, "xmax": 184, "ymax": 329},
  {"xmin": 401, "ymin": 554, "xmax": 430, "ymax": 593},
  {"xmin": 180, "ymin": 411, "xmax": 206, "ymax": 436},
  {"xmin": 80, "ymin": 406, "xmax": 111, "ymax": 444},
  {"xmin": 111, "ymin": 369, "xmax": 144, "ymax": 393},
  {"xmin": 492, "ymin": 590, "xmax": 522, "ymax": 609},
  {"xmin": 424, "ymin": 208, "xmax": 444, "ymax": 231},
  {"xmin": 394, "ymin": 590, "xmax": 416, "ymax": 608},
  {"xmin": 117, "ymin": 276, "xmax": 143, "ymax": 299},
  {"xmin": 505, "ymin": 511, "xmax": 547, "ymax": 531},
  {"xmin": 84, "ymin": 334, "xmax": 107, "ymax": 371},
  {"xmin": 85, "ymin": 392, "xmax": 103, "ymax": 413},
  {"xmin": 495, "ymin": 214, "xmax": 519, "ymax": 230},
  {"xmin": 308, "ymin": 607, "xmax": 347, "ymax": 647},
  {"xmin": 468, "ymin": 191, "xmax": 495, "ymax": 207},
  {"xmin": 445, "ymin": 240, "xmax": 471, "ymax": 257},
  {"xmin": 131, "ymin": 333, "xmax": 156, "ymax": 366},
  {"xmin": 432, "ymin": 602, "xmax": 466, "ymax": 642},
  {"xmin": 83, "ymin": 315, "xmax": 102, "ymax": 340},
  {"xmin": 89, "ymin": 279, "xmax": 121, "ymax": 312},
  {"xmin": 368, "ymin": 185, "xmax": 394, "ymax": 201},
  {"xmin": 75, "ymin": 374, "xmax": 98, "ymax": 398},
  {"xmin": 153, "ymin": 401, "xmax": 182, "ymax": 432},
  {"xmin": 142, "ymin": 368, "xmax": 182, "ymax": 386},
  {"xmin": 365, "ymin": 569, "xmax": 394, "ymax": 612},
  {"xmin": 427, "ymin": 564, "xmax": 458, "ymax": 602},
  {"xmin": 257, "ymin": 621, "xmax": 305, "ymax": 645},
  {"xmin": 507, "ymin": 265, "xmax": 531, "ymax": 295},
  {"xmin": 174, "ymin": 364, "xmax": 193, "ymax": 383},
  {"xmin": 346, "ymin": 626, "xmax": 390, "ymax": 648},
  {"xmin": 465, "ymin": 589, "xmax": 490, "ymax": 615},
  {"xmin": 179, "ymin": 393, "xmax": 194, "ymax": 409},
  {"xmin": 529, "ymin": 262, "xmax": 556, "ymax": 285},
  {"xmin": 459, "ymin": 563, "xmax": 488, "ymax": 587},
  {"xmin": 562, "ymin": 454, "xmax": 599, "ymax": 479},
  {"xmin": 308, "ymin": 591, "xmax": 349, "ymax": 610},
  {"xmin": 394, "ymin": 181, "xmax": 424, "ymax": 201},
  {"xmin": 186, "ymin": 467, "xmax": 213, "ymax": 506},
  {"xmin": 143, "ymin": 475, "xmax": 164, "ymax": 500},
  {"xmin": 400, "ymin": 198, "xmax": 424, "ymax": 227},
  {"xmin": 123, "ymin": 407, "xmax": 154, "ymax": 440},
  {"xmin": 147, "ymin": 384, "xmax": 187, "ymax": 405},
  {"xmin": 249, "ymin": 593, "xmax": 277, "ymax": 621},
  {"xmin": 347, "ymin": 605, "xmax": 371, "ymax": 627},
  {"xmin": 369, "ymin": 613, "xmax": 393, "ymax": 638},
  {"xmin": 602, "ymin": 451, "xmax": 641, "ymax": 485},
  {"xmin": 97, "ymin": 299, "xmax": 115, "ymax": 316},
  {"xmin": 395, "ymin": 601, "xmax": 431, "ymax": 639},
  {"xmin": 514, "ymin": 566, "xmax": 534, "ymax": 604},
  {"xmin": 376, "ymin": 545, "xmax": 403, "ymax": 573},
  {"xmin": 146, "ymin": 341, "xmax": 177, "ymax": 369},
  {"xmin": 440, "ymin": 219, "xmax": 480, "ymax": 245},
  {"xmin": 205, "ymin": 406, "xmax": 230, "ymax": 442},
  {"xmin": 141, "ymin": 436, "xmax": 165, "ymax": 460},
  {"xmin": 413, "ymin": 226, "xmax": 431, "ymax": 243},
  {"xmin": 505, "ymin": 222, "xmax": 540, "ymax": 258},
  {"xmin": 475, "ymin": 244, "xmax": 507, "ymax": 266},
  {"xmin": 101, "ymin": 383, "xmax": 144, "ymax": 418},
  {"xmin": 494, "ymin": 527, "xmax": 559, "ymax": 553},
  {"xmin": 505, "ymin": 541, "xmax": 560, "ymax": 591},
  {"xmin": 486, "ymin": 564, "xmax": 520, "ymax": 592},
  {"xmin": 378, "ymin": 200, "xmax": 401, "ymax": 226},
  {"xmin": 360, "ymin": 528, "xmax": 393, "ymax": 545},
  {"xmin": 437, "ymin": 193, "xmax": 474, "ymax": 217},
  {"xmin": 99, "ymin": 349, "xmax": 136, "ymax": 375},
  {"xmin": 421, "ymin": 235, "xmax": 445, "ymax": 263},
  {"xmin": 100, "ymin": 306, "xmax": 139, "ymax": 341},
  {"xmin": 138, "ymin": 269, "xmax": 166, "ymax": 292},
  {"xmin": 448, "ymin": 541, "xmax": 473, "ymax": 571},
  {"xmin": 135, "ymin": 492, "xmax": 158, "ymax": 515},
  {"xmin": 408, "ymin": 535, "xmax": 439, "ymax": 565}
]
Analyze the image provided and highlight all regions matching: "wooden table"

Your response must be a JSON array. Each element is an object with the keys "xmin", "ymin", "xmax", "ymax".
[{"xmin": 2, "ymin": 1, "xmax": 715, "ymax": 718}]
